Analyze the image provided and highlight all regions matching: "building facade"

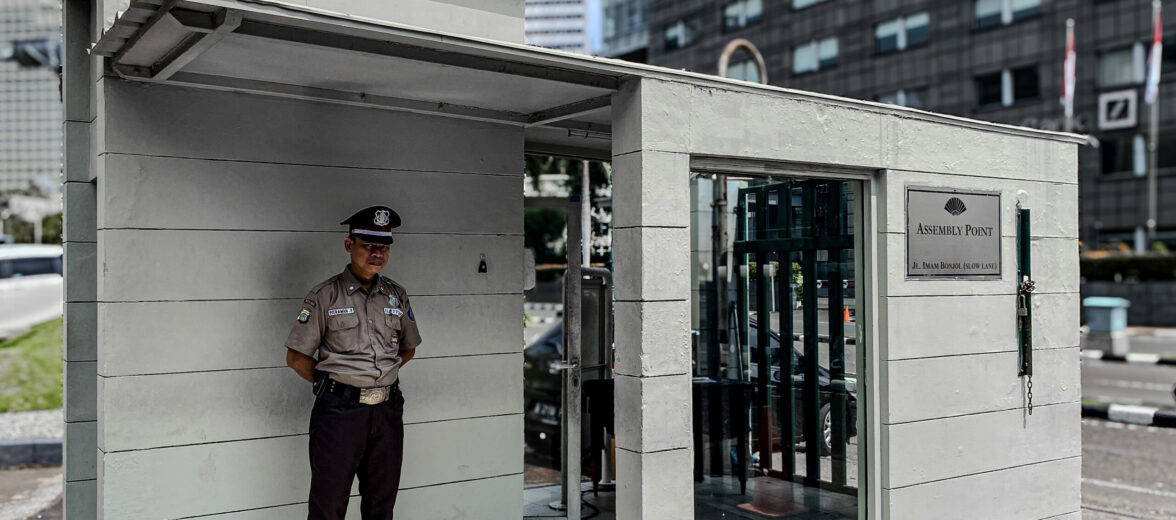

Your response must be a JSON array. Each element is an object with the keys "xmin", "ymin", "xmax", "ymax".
[
  {"xmin": 600, "ymin": 0, "xmax": 649, "ymax": 60},
  {"xmin": 642, "ymin": 0, "xmax": 1176, "ymax": 249},
  {"xmin": 0, "ymin": 0, "xmax": 61, "ymax": 192},
  {"xmin": 526, "ymin": 0, "xmax": 592, "ymax": 52}
]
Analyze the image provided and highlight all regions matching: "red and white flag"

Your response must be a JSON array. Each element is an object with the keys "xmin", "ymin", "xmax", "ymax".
[
  {"xmin": 1061, "ymin": 19, "xmax": 1076, "ymax": 118},
  {"xmin": 1146, "ymin": 2, "xmax": 1163, "ymax": 105}
]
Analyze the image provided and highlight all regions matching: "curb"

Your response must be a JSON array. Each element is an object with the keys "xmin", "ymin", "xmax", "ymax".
[
  {"xmin": 1080, "ymin": 350, "xmax": 1176, "ymax": 366},
  {"xmin": 0, "ymin": 438, "xmax": 62, "ymax": 469},
  {"xmin": 1082, "ymin": 403, "xmax": 1176, "ymax": 428}
]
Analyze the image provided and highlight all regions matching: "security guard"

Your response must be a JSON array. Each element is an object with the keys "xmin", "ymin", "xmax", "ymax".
[{"xmin": 285, "ymin": 205, "xmax": 422, "ymax": 520}]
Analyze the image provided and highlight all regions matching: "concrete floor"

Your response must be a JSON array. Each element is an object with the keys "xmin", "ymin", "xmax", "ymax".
[
  {"xmin": 0, "ymin": 467, "xmax": 60, "ymax": 520},
  {"xmin": 524, "ymin": 476, "xmax": 857, "ymax": 520}
]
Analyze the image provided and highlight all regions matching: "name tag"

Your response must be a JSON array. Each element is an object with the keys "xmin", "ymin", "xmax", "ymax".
[
  {"xmin": 384, "ymin": 308, "xmax": 403, "ymax": 317},
  {"xmin": 328, "ymin": 308, "xmax": 355, "ymax": 316}
]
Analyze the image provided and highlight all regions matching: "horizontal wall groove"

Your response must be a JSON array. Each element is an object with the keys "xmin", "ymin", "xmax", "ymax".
[
  {"xmin": 97, "ymin": 228, "xmax": 522, "ymax": 237},
  {"xmin": 616, "ymin": 445, "xmax": 690, "ymax": 455},
  {"xmin": 97, "ymin": 151, "xmax": 525, "ymax": 178},
  {"xmin": 398, "ymin": 471, "xmax": 522, "ymax": 491},
  {"xmin": 884, "ymin": 454, "xmax": 1081, "ymax": 491},
  {"xmin": 100, "ymin": 353, "xmax": 520, "ymax": 378},
  {"xmin": 98, "ymin": 292, "xmax": 523, "ymax": 303},
  {"xmin": 884, "ymin": 400, "xmax": 1079, "ymax": 427},
  {"xmin": 101, "ymin": 414, "xmax": 523, "ymax": 454},
  {"xmin": 612, "ymin": 371, "xmax": 690, "ymax": 379},
  {"xmin": 889, "ymin": 345, "xmax": 1077, "ymax": 362},
  {"xmin": 613, "ymin": 298, "xmax": 690, "ymax": 303},
  {"xmin": 612, "ymin": 225, "xmax": 690, "ymax": 230}
]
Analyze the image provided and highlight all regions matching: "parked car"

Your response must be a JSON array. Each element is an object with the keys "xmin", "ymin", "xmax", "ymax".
[
  {"xmin": 523, "ymin": 319, "xmax": 858, "ymax": 458},
  {"xmin": 0, "ymin": 244, "xmax": 63, "ymax": 339},
  {"xmin": 747, "ymin": 319, "xmax": 858, "ymax": 455}
]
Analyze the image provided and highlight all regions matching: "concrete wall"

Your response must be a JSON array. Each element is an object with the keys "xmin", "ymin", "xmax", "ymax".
[
  {"xmin": 101, "ymin": 0, "xmax": 525, "ymax": 44},
  {"xmin": 617, "ymin": 77, "xmax": 1080, "ymax": 520},
  {"xmin": 86, "ymin": 78, "xmax": 524, "ymax": 519}
]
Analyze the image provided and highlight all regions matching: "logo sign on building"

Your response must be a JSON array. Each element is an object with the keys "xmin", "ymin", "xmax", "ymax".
[
  {"xmin": 1098, "ymin": 90, "xmax": 1138, "ymax": 131},
  {"xmin": 906, "ymin": 187, "xmax": 1001, "ymax": 278}
]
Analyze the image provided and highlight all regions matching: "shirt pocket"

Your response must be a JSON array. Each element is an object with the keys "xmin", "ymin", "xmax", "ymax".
[
  {"xmin": 384, "ymin": 313, "xmax": 402, "ymax": 351},
  {"xmin": 326, "ymin": 313, "xmax": 362, "ymax": 353}
]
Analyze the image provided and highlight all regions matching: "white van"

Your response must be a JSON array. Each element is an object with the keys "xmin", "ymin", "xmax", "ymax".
[{"xmin": 0, "ymin": 244, "xmax": 63, "ymax": 340}]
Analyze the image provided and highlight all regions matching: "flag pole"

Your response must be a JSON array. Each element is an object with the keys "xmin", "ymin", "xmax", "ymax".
[{"xmin": 1148, "ymin": 0, "xmax": 1162, "ymax": 247}]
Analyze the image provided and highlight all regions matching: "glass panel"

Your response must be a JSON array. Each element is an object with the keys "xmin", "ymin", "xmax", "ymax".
[
  {"xmin": 877, "ymin": 91, "xmax": 900, "ymax": 105},
  {"xmin": 974, "ymin": 0, "xmax": 1001, "ymax": 29},
  {"xmin": 723, "ymin": 2, "xmax": 743, "ymax": 31},
  {"xmin": 793, "ymin": 0, "xmax": 826, "ymax": 10},
  {"xmin": 1011, "ymin": 0, "xmax": 1040, "ymax": 20},
  {"xmin": 875, "ymin": 19, "xmax": 900, "ymax": 54},
  {"xmin": 975, "ymin": 72, "xmax": 1003, "ymax": 107},
  {"xmin": 692, "ymin": 178, "xmax": 861, "ymax": 519},
  {"xmin": 793, "ymin": 42, "xmax": 816, "ymax": 74},
  {"xmin": 1012, "ymin": 66, "xmax": 1039, "ymax": 101},
  {"xmin": 904, "ymin": 88, "xmax": 927, "ymax": 110},
  {"xmin": 747, "ymin": 0, "xmax": 763, "ymax": 23},
  {"xmin": 818, "ymin": 38, "xmax": 839, "ymax": 69},
  {"xmin": 1098, "ymin": 48, "xmax": 1135, "ymax": 87},
  {"xmin": 905, "ymin": 12, "xmax": 929, "ymax": 47},
  {"xmin": 1100, "ymin": 134, "xmax": 1135, "ymax": 174},
  {"xmin": 10, "ymin": 257, "xmax": 58, "ymax": 277}
]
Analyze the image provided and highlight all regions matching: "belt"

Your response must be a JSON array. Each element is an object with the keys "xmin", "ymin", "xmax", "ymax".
[{"xmin": 323, "ymin": 377, "xmax": 399, "ymax": 405}]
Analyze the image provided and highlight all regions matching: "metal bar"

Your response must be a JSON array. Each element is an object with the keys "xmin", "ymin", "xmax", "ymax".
[
  {"xmin": 775, "ymin": 184, "xmax": 796, "ymax": 478},
  {"xmin": 736, "ymin": 195, "xmax": 750, "ymax": 381},
  {"xmin": 801, "ymin": 182, "xmax": 821, "ymax": 485},
  {"xmin": 563, "ymin": 195, "xmax": 584, "ymax": 520},
  {"xmin": 232, "ymin": 19, "xmax": 621, "ymax": 89},
  {"xmin": 151, "ymin": 10, "xmax": 243, "ymax": 80},
  {"xmin": 527, "ymin": 95, "xmax": 612, "ymax": 127},
  {"xmin": 523, "ymin": 141, "xmax": 611, "ymax": 162},
  {"xmin": 755, "ymin": 250, "xmax": 771, "ymax": 472},
  {"xmin": 733, "ymin": 235, "xmax": 855, "ymax": 254},
  {"xmin": 826, "ymin": 183, "xmax": 848, "ymax": 488},
  {"xmin": 110, "ymin": 0, "xmax": 180, "ymax": 69},
  {"xmin": 1018, "ymin": 208, "xmax": 1033, "ymax": 376}
]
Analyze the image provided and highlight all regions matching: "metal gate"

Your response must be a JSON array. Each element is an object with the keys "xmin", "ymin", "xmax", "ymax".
[{"xmin": 733, "ymin": 179, "xmax": 856, "ymax": 491}]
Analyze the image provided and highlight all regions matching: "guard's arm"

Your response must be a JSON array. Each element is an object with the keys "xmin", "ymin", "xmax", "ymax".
[
  {"xmin": 399, "ymin": 347, "xmax": 416, "ymax": 367},
  {"xmin": 287, "ymin": 348, "xmax": 317, "ymax": 383}
]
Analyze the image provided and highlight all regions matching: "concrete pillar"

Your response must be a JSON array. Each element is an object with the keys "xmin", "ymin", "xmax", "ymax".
[
  {"xmin": 62, "ymin": 0, "xmax": 99, "ymax": 517},
  {"xmin": 611, "ymin": 79, "xmax": 694, "ymax": 519}
]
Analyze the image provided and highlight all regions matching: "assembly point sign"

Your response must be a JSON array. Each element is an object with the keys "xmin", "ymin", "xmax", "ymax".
[{"xmin": 906, "ymin": 187, "xmax": 1001, "ymax": 278}]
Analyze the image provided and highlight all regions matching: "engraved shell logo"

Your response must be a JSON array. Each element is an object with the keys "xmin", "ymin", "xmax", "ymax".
[
  {"xmin": 944, "ymin": 197, "xmax": 967, "ymax": 216},
  {"xmin": 373, "ymin": 209, "xmax": 391, "ymax": 226}
]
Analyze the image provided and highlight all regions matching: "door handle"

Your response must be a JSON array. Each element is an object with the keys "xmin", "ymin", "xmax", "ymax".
[{"xmin": 550, "ymin": 360, "xmax": 579, "ymax": 373}]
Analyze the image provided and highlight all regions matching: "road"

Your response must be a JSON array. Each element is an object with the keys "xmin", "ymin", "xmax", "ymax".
[
  {"xmin": 1082, "ymin": 359, "xmax": 1176, "ymax": 409},
  {"xmin": 1083, "ymin": 418, "xmax": 1176, "ymax": 519}
]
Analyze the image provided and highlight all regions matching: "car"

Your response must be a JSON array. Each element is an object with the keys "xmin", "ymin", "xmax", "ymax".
[
  {"xmin": 0, "ymin": 244, "xmax": 63, "ymax": 339},
  {"xmin": 746, "ymin": 319, "xmax": 858, "ymax": 456},
  {"xmin": 522, "ymin": 319, "xmax": 859, "ymax": 459}
]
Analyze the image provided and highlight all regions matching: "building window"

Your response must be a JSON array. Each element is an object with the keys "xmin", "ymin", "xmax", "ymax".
[
  {"xmin": 1098, "ymin": 44, "xmax": 1146, "ymax": 88},
  {"xmin": 877, "ymin": 88, "xmax": 928, "ymax": 109},
  {"xmin": 792, "ymin": 37, "xmax": 838, "ymax": 74},
  {"xmin": 975, "ymin": 66, "xmax": 1038, "ymax": 108},
  {"xmin": 875, "ymin": 12, "xmax": 929, "ymax": 54},
  {"xmin": 726, "ymin": 59, "xmax": 761, "ymax": 82},
  {"xmin": 792, "ymin": 0, "xmax": 829, "ymax": 11},
  {"xmin": 723, "ymin": 0, "xmax": 763, "ymax": 32},
  {"xmin": 975, "ymin": 0, "xmax": 1041, "ymax": 29},
  {"xmin": 664, "ymin": 18, "xmax": 699, "ymax": 50},
  {"xmin": 1100, "ymin": 134, "xmax": 1147, "ymax": 175}
]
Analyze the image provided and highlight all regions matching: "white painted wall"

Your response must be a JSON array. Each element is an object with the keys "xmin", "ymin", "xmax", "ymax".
[
  {"xmin": 90, "ymin": 78, "xmax": 525, "ymax": 519},
  {"xmin": 620, "ymin": 77, "xmax": 1080, "ymax": 520}
]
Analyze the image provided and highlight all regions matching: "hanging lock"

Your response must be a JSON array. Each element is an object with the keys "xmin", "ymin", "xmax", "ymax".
[{"xmin": 1017, "ymin": 294, "xmax": 1028, "ymax": 317}]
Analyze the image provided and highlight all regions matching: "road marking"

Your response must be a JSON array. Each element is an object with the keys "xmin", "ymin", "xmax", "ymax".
[
  {"xmin": 1083, "ymin": 478, "xmax": 1176, "ymax": 499},
  {"xmin": 1088, "ymin": 378, "xmax": 1174, "ymax": 392}
]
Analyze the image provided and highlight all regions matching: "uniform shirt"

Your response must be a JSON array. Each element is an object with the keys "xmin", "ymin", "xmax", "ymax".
[{"xmin": 285, "ymin": 266, "xmax": 422, "ymax": 388}]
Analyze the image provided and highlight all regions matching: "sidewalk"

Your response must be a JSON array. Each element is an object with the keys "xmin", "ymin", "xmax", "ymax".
[{"xmin": 0, "ymin": 410, "xmax": 62, "ymax": 520}]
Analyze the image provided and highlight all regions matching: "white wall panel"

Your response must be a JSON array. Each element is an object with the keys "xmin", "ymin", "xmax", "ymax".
[
  {"xmin": 885, "ymin": 403, "xmax": 1080, "ymax": 488},
  {"xmin": 1032, "ymin": 293, "xmax": 1080, "ymax": 350},
  {"xmin": 885, "ymin": 295, "xmax": 1017, "ymax": 360},
  {"xmin": 98, "ymin": 294, "xmax": 520, "ymax": 376},
  {"xmin": 99, "ymin": 355, "xmax": 521, "ymax": 452},
  {"xmin": 97, "ymin": 229, "xmax": 522, "ymax": 301},
  {"xmin": 101, "ymin": 415, "xmax": 521, "ymax": 519},
  {"xmin": 98, "ymin": 154, "xmax": 520, "ymax": 234},
  {"xmin": 99, "ymin": 79, "xmax": 522, "ymax": 174},
  {"xmin": 884, "ymin": 456, "xmax": 1080, "ymax": 520},
  {"xmin": 885, "ymin": 348, "xmax": 1078, "ymax": 423},
  {"xmin": 1031, "ymin": 238, "xmax": 1080, "ymax": 294}
]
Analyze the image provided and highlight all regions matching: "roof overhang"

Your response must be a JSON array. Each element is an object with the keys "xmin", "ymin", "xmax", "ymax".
[{"xmin": 91, "ymin": 0, "xmax": 1087, "ymax": 163}]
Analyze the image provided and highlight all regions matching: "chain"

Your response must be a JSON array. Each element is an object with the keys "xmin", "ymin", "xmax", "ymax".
[{"xmin": 1026, "ymin": 375, "xmax": 1034, "ymax": 415}]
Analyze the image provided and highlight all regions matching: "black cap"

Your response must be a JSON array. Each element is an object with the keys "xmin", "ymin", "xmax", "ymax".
[{"xmin": 341, "ymin": 206, "xmax": 401, "ymax": 244}]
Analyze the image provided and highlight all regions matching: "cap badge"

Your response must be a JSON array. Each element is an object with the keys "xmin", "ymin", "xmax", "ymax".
[
  {"xmin": 389, "ymin": 295, "xmax": 401, "ymax": 308},
  {"xmin": 374, "ymin": 209, "xmax": 391, "ymax": 226}
]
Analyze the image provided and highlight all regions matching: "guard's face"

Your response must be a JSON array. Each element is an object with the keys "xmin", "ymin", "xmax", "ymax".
[{"xmin": 344, "ymin": 236, "xmax": 389, "ymax": 279}]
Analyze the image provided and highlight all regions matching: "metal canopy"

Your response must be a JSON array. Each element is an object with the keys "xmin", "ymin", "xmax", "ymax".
[{"xmin": 91, "ymin": 0, "xmax": 619, "ymax": 159}]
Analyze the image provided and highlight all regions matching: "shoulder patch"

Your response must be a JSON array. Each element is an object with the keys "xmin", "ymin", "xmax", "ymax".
[
  {"xmin": 297, "ymin": 309, "xmax": 311, "ymax": 323},
  {"xmin": 302, "ymin": 298, "xmax": 317, "ymax": 309}
]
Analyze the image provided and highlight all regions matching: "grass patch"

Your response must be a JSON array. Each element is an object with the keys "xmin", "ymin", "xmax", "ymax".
[
  {"xmin": 1081, "ymin": 398, "xmax": 1105, "ymax": 406},
  {"xmin": 0, "ymin": 318, "xmax": 62, "ymax": 413}
]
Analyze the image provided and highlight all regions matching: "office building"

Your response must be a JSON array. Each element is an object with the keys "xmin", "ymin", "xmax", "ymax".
[
  {"xmin": 0, "ymin": 0, "xmax": 62, "ymax": 192},
  {"xmin": 526, "ymin": 0, "xmax": 592, "ymax": 52}
]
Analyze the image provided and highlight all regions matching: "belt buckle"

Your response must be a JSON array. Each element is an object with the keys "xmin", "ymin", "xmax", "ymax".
[{"xmin": 358, "ymin": 386, "xmax": 388, "ymax": 405}]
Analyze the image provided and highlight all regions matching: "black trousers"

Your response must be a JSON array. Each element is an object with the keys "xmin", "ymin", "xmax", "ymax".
[{"xmin": 308, "ymin": 387, "xmax": 405, "ymax": 520}]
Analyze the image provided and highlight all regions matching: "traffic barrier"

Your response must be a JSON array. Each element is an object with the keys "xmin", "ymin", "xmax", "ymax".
[
  {"xmin": 1083, "ymin": 403, "xmax": 1176, "ymax": 428},
  {"xmin": 1080, "ymin": 350, "xmax": 1176, "ymax": 366}
]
